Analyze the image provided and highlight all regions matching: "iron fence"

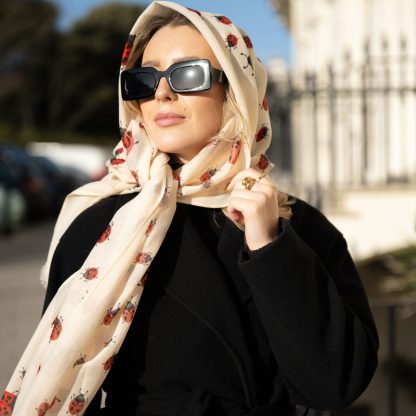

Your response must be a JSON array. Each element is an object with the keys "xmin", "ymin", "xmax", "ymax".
[{"xmin": 268, "ymin": 45, "xmax": 416, "ymax": 199}]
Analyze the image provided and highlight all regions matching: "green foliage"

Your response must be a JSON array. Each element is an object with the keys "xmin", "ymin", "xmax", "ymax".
[
  {"xmin": 0, "ymin": 1, "xmax": 145, "ymax": 144},
  {"xmin": 51, "ymin": 3, "xmax": 145, "ymax": 136},
  {"xmin": 0, "ymin": 123, "xmax": 114, "ymax": 146},
  {"xmin": 0, "ymin": 0, "xmax": 59, "ymax": 130}
]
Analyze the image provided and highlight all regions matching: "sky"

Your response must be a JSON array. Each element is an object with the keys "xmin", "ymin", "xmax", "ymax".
[{"xmin": 51, "ymin": 0, "xmax": 292, "ymax": 64}]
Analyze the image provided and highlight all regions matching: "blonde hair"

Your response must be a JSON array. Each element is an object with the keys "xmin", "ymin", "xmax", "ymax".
[{"xmin": 123, "ymin": 10, "xmax": 293, "ymax": 220}]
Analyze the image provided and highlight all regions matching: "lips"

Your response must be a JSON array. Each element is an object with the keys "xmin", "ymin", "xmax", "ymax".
[{"xmin": 154, "ymin": 112, "xmax": 185, "ymax": 127}]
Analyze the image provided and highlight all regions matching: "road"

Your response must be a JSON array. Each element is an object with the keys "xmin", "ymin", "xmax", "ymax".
[{"xmin": 0, "ymin": 221, "xmax": 54, "ymax": 390}]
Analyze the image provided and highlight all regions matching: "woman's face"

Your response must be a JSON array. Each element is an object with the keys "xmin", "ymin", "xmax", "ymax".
[{"xmin": 139, "ymin": 24, "xmax": 226, "ymax": 163}]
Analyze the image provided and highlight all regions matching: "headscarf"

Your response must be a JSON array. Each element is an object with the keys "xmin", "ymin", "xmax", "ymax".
[{"xmin": 2, "ymin": 2, "xmax": 273, "ymax": 414}]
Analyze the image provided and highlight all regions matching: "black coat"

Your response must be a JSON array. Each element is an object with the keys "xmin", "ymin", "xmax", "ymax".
[{"xmin": 42, "ymin": 194, "xmax": 378, "ymax": 416}]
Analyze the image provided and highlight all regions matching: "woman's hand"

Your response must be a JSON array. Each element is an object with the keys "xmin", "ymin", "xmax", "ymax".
[{"xmin": 226, "ymin": 168, "xmax": 280, "ymax": 250}]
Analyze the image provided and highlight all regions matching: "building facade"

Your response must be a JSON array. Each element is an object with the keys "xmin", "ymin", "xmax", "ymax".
[
  {"xmin": 269, "ymin": 2, "xmax": 416, "ymax": 415},
  {"xmin": 269, "ymin": 0, "xmax": 416, "ymax": 261}
]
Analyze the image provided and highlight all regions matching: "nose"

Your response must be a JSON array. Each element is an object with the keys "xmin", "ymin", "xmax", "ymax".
[{"xmin": 154, "ymin": 76, "xmax": 176, "ymax": 101}]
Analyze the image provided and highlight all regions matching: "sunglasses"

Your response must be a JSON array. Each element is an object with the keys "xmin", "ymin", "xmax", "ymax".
[{"xmin": 120, "ymin": 59, "xmax": 226, "ymax": 101}]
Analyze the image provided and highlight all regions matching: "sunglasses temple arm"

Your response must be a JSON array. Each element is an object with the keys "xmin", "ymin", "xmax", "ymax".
[{"xmin": 212, "ymin": 68, "xmax": 226, "ymax": 83}]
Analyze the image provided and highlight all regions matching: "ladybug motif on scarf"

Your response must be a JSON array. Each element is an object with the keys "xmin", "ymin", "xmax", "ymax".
[
  {"xmin": 50, "ymin": 316, "xmax": 63, "ymax": 341},
  {"xmin": 81, "ymin": 267, "xmax": 99, "ymax": 282},
  {"xmin": 241, "ymin": 52, "xmax": 254, "ymax": 75},
  {"xmin": 67, "ymin": 390, "xmax": 88, "ymax": 415},
  {"xmin": 187, "ymin": 7, "xmax": 201, "ymax": 15},
  {"xmin": 134, "ymin": 252, "xmax": 153, "ymax": 265},
  {"xmin": 121, "ymin": 129, "xmax": 138, "ymax": 155},
  {"xmin": 122, "ymin": 301, "xmax": 136, "ymax": 323},
  {"xmin": 255, "ymin": 126, "xmax": 269, "ymax": 142},
  {"xmin": 102, "ymin": 305, "xmax": 121, "ymax": 325},
  {"xmin": 145, "ymin": 219, "xmax": 157, "ymax": 237},
  {"xmin": 110, "ymin": 157, "xmax": 126, "ymax": 166},
  {"xmin": 225, "ymin": 33, "xmax": 238, "ymax": 49},
  {"xmin": 103, "ymin": 354, "xmax": 117, "ymax": 371},
  {"xmin": 97, "ymin": 223, "xmax": 112, "ymax": 243},
  {"xmin": 73, "ymin": 354, "xmax": 87, "ymax": 368},
  {"xmin": 200, "ymin": 168, "xmax": 218, "ymax": 188},
  {"xmin": 37, "ymin": 401, "xmax": 50, "ymax": 416},
  {"xmin": 19, "ymin": 367, "xmax": 26, "ymax": 380},
  {"xmin": 0, "ymin": 391, "xmax": 17, "ymax": 415},
  {"xmin": 257, "ymin": 154, "xmax": 270, "ymax": 171},
  {"xmin": 215, "ymin": 15, "xmax": 232, "ymax": 25},
  {"xmin": 262, "ymin": 96, "xmax": 268, "ymax": 111},
  {"xmin": 36, "ymin": 397, "xmax": 60, "ymax": 416},
  {"xmin": 243, "ymin": 35, "xmax": 253, "ymax": 49},
  {"xmin": 120, "ymin": 34, "xmax": 135, "ymax": 67}
]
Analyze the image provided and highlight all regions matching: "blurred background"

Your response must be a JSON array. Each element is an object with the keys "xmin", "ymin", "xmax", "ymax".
[{"xmin": 0, "ymin": 1, "xmax": 415, "ymax": 415}]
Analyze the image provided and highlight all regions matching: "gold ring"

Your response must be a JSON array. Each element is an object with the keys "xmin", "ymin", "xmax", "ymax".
[
  {"xmin": 242, "ymin": 174, "xmax": 267, "ymax": 190},
  {"xmin": 242, "ymin": 176, "xmax": 257, "ymax": 190}
]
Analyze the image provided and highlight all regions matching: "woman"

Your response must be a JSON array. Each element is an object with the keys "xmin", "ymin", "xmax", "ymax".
[{"xmin": 1, "ymin": 2, "xmax": 378, "ymax": 415}]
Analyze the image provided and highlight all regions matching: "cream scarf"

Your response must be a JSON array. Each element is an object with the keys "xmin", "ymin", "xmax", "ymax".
[{"xmin": 2, "ymin": 2, "xmax": 273, "ymax": 414}]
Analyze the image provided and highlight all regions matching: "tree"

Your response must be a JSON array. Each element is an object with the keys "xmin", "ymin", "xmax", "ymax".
[
  {"xmin": 50, "ymin": 3, "xmax": 145, "ymax": 138},
  {"xmin": 0, "ymin": 0, "xmax": 59, "ymax": 132}
]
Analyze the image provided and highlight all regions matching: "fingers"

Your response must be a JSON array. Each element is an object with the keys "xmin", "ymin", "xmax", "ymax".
[
  {"xmin": 226, "ymin": 196, "xmax": 257, "ymax": 224},
  {"xmin": 226, "ymin": 187, "xmax": 273, "ymax": 221},
  {"xmin": 225, "ymin": 169, "xmax": 280, "ymax": 249},
  {"xmin": 227, "ymin": 195, "xmax": 258, "ymax": 211},
  {"xmin": 228, "ymin": 188, "xmax": 270, "ymax": 202},
  {"xmin": 229, "ymin": 181, "xmax": 276, "ymax": 199}
]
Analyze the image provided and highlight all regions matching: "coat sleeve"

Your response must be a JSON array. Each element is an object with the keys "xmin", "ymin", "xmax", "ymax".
[{"xmin": 237, "ymin": 212, "xmax": 378, "ymax": 410}]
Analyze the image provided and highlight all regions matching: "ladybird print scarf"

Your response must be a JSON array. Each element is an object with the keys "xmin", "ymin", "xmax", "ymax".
[{"xmin": 2, "ymin": 2, "xmax": 273, "ymax": 414}]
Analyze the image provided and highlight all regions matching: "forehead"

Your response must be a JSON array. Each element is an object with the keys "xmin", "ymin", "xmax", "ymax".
[{"xmin": 142, "ymin": 24, "xmax": 222, "ymax": 69}]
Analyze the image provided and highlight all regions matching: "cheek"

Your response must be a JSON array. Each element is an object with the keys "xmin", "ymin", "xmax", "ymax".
[
  {"xmin": 186, "ymin": 96, "xmax": 224, "ymax": 134},
  {"xmin": 138, "ymin": 101, "xmax": 150, "ymax": 122}
]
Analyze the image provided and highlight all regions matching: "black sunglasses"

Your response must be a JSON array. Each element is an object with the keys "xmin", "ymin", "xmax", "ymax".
[{"xmin": 120, "ymin": 59, "xmax": 226, "ymax": 101}]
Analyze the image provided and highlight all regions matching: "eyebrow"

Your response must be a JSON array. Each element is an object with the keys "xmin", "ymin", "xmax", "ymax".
[{"xmin": 141, "ymin": 56, "xmax": 202, "ymax": 67}]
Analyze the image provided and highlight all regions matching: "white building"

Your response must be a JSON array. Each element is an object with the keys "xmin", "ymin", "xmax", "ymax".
[
  {"xmin": 269, "ymin": 0, "xmax": 416, "ymax": 262},
  {"xmin": 270, "ymin": 1, "xmax": 416, "ymax": 415}
]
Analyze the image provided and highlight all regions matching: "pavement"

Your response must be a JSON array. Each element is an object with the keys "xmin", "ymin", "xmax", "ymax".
[{"xmin": 0, "ymin": 221, "xmax": 54, "ymax": 390}]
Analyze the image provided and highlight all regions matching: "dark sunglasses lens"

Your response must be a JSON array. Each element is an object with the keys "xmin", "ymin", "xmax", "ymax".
[
  {"xmin": 171, "ymin": 65, "xmax": 206, "ymax": 90},
  {"xmin": 126, "ymin": 72, "xmax": 155, "ymax": 98}
]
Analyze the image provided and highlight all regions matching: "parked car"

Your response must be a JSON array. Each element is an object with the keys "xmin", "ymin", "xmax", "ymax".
[
  {"xmin": 0, "ymin": 144, "xmax": 54, "ymax": 220},
  {"xmin": 0, "ymin": 142, "xmax": 94, "ymax": 229},
  {"xmin": 29, "ymin": 155, "xmax": 90, "ymax": 215},
  {"xmin": 0, "ymin": 161, "xmax": 26, "ymax": 234}
]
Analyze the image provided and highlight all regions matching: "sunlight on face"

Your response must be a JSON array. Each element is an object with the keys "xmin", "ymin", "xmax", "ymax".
[{"xmin": 139, "ymin": 25, "xmax": 226, "ymax": 163}]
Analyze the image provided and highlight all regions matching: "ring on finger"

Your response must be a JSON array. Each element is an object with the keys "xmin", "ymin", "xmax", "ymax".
[
  {"xmin": 242, "ymin": 176, "xmax": 257, "ymax": 190},
  {"xmin": 242, "ymin": 173, "xmax": 267, "ymax": 190}
]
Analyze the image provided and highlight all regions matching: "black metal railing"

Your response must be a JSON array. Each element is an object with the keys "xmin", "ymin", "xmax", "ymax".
[
  {"xmin": 267, "ymin": 46, "xmax": 416, "ymax": 197},
  {"xmin": 369, "ymin": 297, "xmax": 416, "ymax": 416}
]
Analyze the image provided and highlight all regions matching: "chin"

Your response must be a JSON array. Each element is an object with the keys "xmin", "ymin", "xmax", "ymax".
[{"xmin": 153, "ymin": 137, "xmax": 183, "ymax": 152}]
